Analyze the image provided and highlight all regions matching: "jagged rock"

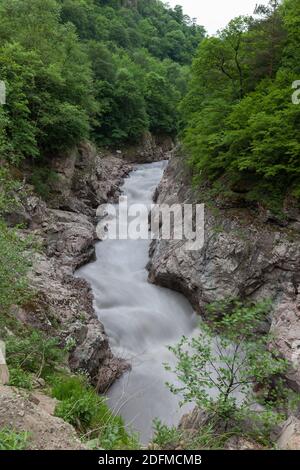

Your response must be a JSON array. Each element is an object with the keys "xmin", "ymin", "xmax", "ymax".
[
  {"xmin": 277, "ymin": 416, "xmax": 300, "ymax": 450},
  {"xmin": 64, "ymin": 321, "xmax": 88, "ymax": 346},
  {"xmin": 0, "ymin": 385, "xmax": 86, "ymax": 450},
  {"xmin": 68, "ymin": 318, "xmax": 129, "ymax": 388},
  {"xmin": 119, "ymin": 132, "xmax": 174, "ymax": 163},
  {"xmin": 90, "ymin": 153, "xmax": 132, "ymax": 204},
  {"xmin": 50, "ymin": 142, "xmax": 132, "ymax": 214},
  {"xmin": 224, "ymin": 437, "xmax": 264, "ymax": 450},
  {"xmin": 4, "ymin": 204, "xmax": 31, "ymax": 228},
  {"xmin": 0, "ymin": 365, "xmax": 9, "ymax": 386},
  {"xmin": 0, "ymin": 342, "xmax": 9, "ymax": 385},
  {"xmin": 45, "ymin": 209, "xmax": 96, "ymax": 270},
  {"xmin": 95, "ymin": 356, "xmax": 130, "ymax": 393},
  {"xmin": 11, "ymin": 145, "xmax": 133, "ymax": 391},
  {"xmin": 270, "ymin": 294, "xmax": 300, "ymax": 391},
  {"xmin": 4, "ymin": 192, "xmax": 48, "ymax": 229},
  {"xmin": 148, "ymin": 153, "xmax": 300, "ymax": 389},
  {"xmin": 179, "ymin": 407, "xmax": 210, "ymax": 434}
]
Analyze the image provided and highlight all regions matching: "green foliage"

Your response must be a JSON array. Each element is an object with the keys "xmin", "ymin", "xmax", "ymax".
[
  {"xmin": 145, "ymin": 71, "xmax": 180, "ymax": 135},
  {"xmin": 166, "ymin": 300, "xmax": 288, "ymax": 442},
  {"xmin": 152, "ymin": 419, "xmax": 181, "ymax": 449},
  {"xmin": 0, "ymin": 221, "xmax": 31, "ymax": 313},
  {"xmin": 181, "ymin": 0, "xmax": 300, "ymax": 209},
  {"xmin": 3, "ymin": 328, "xmax": 140, "ymax": 449},
  {"xmin": 0, "ymin": 167, "xmax": 21, "ymax": 215},
  {"xmin": 51, "ymin": 374, "xmax": 139, "ymax": 449},
  {"xmin": 0, "ymin": 0, "xmax": 94, "ymax": 162},
  {"xmin": 0, "ymin": 0, "xmax": 205, "ymax": 159},
  {"xmin": 0, "ymin": 428, "xmax": 28, "ymax": 450},
  {"xmin": 29, "ymin": 167, "xmax": 59, "ymax": 200},
  {"xmin": 0, "ymin": 166, "xmax": 34, "ymax": 338},
  {"xmin": 8, "ymin": 367, "xmax": 33, "ymax": 391},
  {"xmin": 6, "ymin": 331, "xmax": 65, "ymax": 387},
  {"xmin": 186, "ymin": 424, "xmax": 234, "ymax": 450},
  {"xmin": 152, "ymin": 420, "xmax": 234, "ymax": 450}
]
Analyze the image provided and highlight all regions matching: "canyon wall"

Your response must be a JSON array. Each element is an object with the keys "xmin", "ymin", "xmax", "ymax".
[
  {"xmin": 148, "ymin": 152, "xmax": 300, "ymax": 391},
  {"xmin": 6, "ymin": 143, "xmax": 133, "ymax": 392}
]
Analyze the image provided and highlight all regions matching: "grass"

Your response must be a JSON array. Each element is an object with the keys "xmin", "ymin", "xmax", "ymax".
[
  {"xmin": 152, "ymin": 419, "xmax": 181, "ymax": 449},
  {"xmin": 8, "ymin": 367, "xmax": 33, "ymax": 390},
  {"xmin": 0, "ymin": 428, "xmax": 28, "ymax": 450},
  {"xmin": 5, "ymin": 330, "xmax": 65, "ymax": 390},
  {"xmin": 187, "ymin": 426, "xmax": 236, "ymax": 450},
  {"xmin": 50, "ymin": 374, "xmax": 140, "ymax": 450},
  {"xmin": 152, "ymin": 420, "xmax": 246, "ymax": 450},
  {"xmin": 3, "ymin": 327, "xmax": 140, "ymax": 450}
]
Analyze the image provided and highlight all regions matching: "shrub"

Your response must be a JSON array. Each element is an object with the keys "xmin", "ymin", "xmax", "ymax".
[
  {"xmin": 0, "ymin": 167, "xmax": 32, "ymax": 318},
  {"xmin": 0, "ymin": 221, "xmax": 31, "ymax": 314},
  {"xmin": 8, "ymin": 367, "xmax": 33, "ymax": 390},
  {"xmin": 29, "ymin": 167, "xmax": 59, "ymax": 200},
  {"xmin": 180, "ymin": 1, "xmax": 300, "ymax": 210},
  {"xmin": 166, "ymin": 300, "xmax": 288, "ymax": 442},
  {"xmin": 151, "ymin": 420, "xmax": 233, "ymax": 450},
  {"xmin": 0, "ymin": 167, "xmax": 21, "ymax": 215},
  {"xmin": 152, "ymin": 419, "xmax": 181, "ymax": 449},
  {"xmin": 6, "ymin": 331, "xmax": 65, "ymax": 380}
]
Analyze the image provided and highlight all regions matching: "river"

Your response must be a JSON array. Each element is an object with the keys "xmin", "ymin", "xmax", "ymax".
[{"xmin": 76, "ymin": 161, "xmax": 196, "ymax": 443}]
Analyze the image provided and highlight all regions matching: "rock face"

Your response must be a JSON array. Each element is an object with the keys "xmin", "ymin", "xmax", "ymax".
[
  {"xmin": 224, "ymin": 437, "xmax": 264, "ymax": 450},
  {"xmin": 49, "ymin": 142, "xmax": 132, "ymax": 216},
  {"xmin": 112, "ymin": 132, "xmax": 174, "ymax": 163},
  {"xmin": 270, "ymin": 295, "xmax": 300, "ymax": 391},
  {"xmin": 7, "ymin": 143, "xmax": 132, "ymax": 391},
  {"xmin": 179, "ymin": 408, "xmax": 210, "ymax": 436},
  {"xmin": 148, "ymin": 153, "xmax": 300, "ymax": 390},
  {"xmin": 0, "ymin": 385, "xmax": 87, "ymax": 450},
  {"xmin": 277, "ymin": 416, "xmax": 300, "ymax": 450}
]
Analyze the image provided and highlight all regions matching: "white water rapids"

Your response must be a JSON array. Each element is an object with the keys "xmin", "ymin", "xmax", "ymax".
[{"xmin": 77, "ymin": 161, "xmax": 197, "ymax": 443}]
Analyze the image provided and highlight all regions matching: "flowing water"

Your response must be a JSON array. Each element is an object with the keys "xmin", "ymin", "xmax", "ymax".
[{"xmin": 77, "ymin": 161, "xmax": 196, "ymax": 443}]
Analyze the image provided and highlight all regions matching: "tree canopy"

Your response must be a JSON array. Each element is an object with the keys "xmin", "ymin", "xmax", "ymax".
[
  {"xmin": 0, "ymin": 0, "xmax": 205, "ymax": 163},
  {"xmin": 181, "ymin": 0, "xmax": 300, "ymax": 211}
]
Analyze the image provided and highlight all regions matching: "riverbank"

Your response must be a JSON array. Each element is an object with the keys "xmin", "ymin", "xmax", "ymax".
[
  {"xmin": 76, "ymin": 161, "xmax": 196, "ymax": 443},
  {"xmin": 147, "ymin": 149, "xmax": 300, "ymax": 449},
  {"xmin": 7, "ymin": 144, "xmax": 132, "ymax": 390},
  {"xmin": 2, "ymin": 141, "xmax": 300, "ymax": 450},
  {"xmin": 0, "ymin": 137, "xmax": 174, "ymax": 449},
  {"xmin": 2, "ymin": 136, "xmax": 173, "ymax": 389}
]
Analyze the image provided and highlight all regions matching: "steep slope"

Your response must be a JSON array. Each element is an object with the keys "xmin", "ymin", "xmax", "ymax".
[{"xmin": 148, "ymin": 152, "xmax": 300, "ymax": 390}]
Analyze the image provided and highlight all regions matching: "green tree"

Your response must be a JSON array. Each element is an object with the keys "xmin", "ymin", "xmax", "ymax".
[
  {"xmin": 167, "ymin": 301, "xmax": 287, "ymax": 436},
  {"xmin": 0, "ymin": 0, "xmax": 94, "ymax": 161},
  {"xmin": 145, "ymin": 71, "xmax": 180, "ymax": 134},
  {"xmin": 0, "ymin": 0, "xmax": 205, "ymax": 153},
  {"xmin": 181, "ymin": 0, "xmax": 300, "ymax": 210}
]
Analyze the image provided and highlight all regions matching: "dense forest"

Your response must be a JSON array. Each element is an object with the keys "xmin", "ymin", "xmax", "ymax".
[
  {"xmin": 0, "ymin": 0, "xmax": 204, "ymax": 164},
  {"xmin": 2, "ymin": 0, "xmax": 298, "ymax": 214},
  {"xmin": 181, "ymin": 0, "xmax": 300, "ymax": 212},
  {"xmin": 0, "ymin": 0, "xmax": 205, "ymax": 449}
]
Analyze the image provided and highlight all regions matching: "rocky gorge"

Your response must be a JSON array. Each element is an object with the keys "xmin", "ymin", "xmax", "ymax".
[
  {"xmin": 148, "ymin": 151, "xmax": 300, "ymax": 391},
  {"xmin": 2, "ymin": 137, "xmax": 300, "ymax": 449},
  {"xmin": 147, "ymin": 150, "xmax": 300, "ymax": 449},
  {"xmin": 13, "ymin": 146, "xmax": 131, "ymax": 392},
  {"xmin": 2, "ymin": 135, "xmax": 173, "ymax": 393}
]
